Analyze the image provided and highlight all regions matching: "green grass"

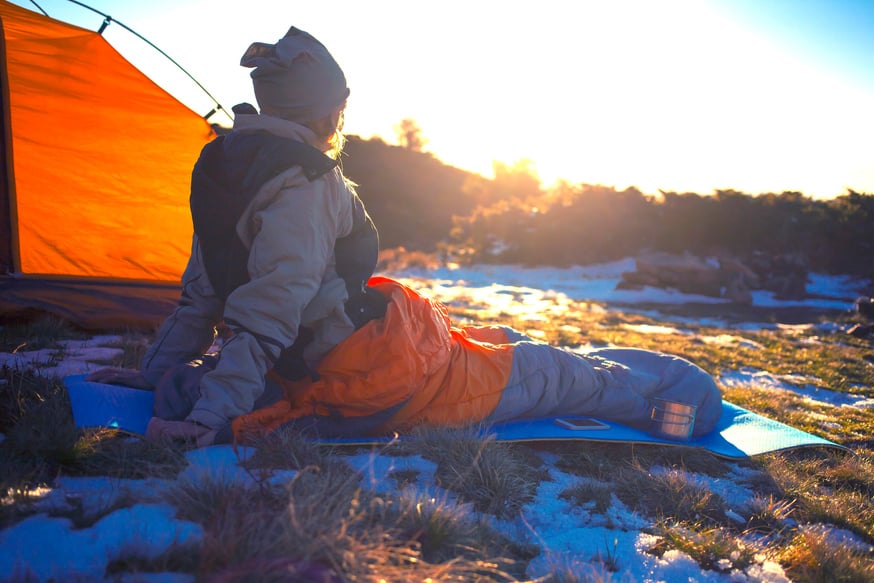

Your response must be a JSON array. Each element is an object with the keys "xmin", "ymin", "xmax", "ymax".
[{"xmin": 1, "ymin": 291, "xmax": 873, "ymax": 582}]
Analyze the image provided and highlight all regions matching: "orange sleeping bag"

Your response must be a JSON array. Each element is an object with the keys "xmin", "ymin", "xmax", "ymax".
[{"xmin": 233, "ymin": 276, "xmax": 515, "ymax": 441}]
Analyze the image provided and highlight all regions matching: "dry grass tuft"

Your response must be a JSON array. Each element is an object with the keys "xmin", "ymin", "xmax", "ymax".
[
  {"xmin": 646, "ymin": 521, "xmax": 760, "ymax": 573},
  {"xmin": 762, "ymin": 451, "xmax": 874, "ymax": 541},
  {"xmin": 103, "ymin": 330, "xmax": 153, "ymax": 369},
  {"xmin": 72, "ymin": 431, "xmax": 189, "ymax": 480},
  {"xmin": 559, "ymin": 479, "xmax": 614, "ymax": 514},
  {"xmin": 0, "ymin": 369, "xmax": 80, "ymax": 488},
  {"xmin": 164, "ymin": 456, "xmax": 525, "ymax": 580},
  {"xmin": 0, "ymin": 314, "xmax": 87, "ymax": 352},
  {"xmin": 405, "ymin": 425, "xmax": 544, "ymax": 519},
  {"xmin": 742, "ymin": 493, "xmax": 796, "ymax": 535},
  {"xmin": 779, "ymin": 527, "xmax": 874, "ymax": 583},
  {"xmin": 614, "ymin": 462, "xmax": 728, "ymax": 525},
  {"xmin": 0, "ymin": 484, "xmax": 51, "ymax": 531},
  {"xmin": 553, "ymin": 442, "xmax": 729, "ymax": 483},
  {"xmin": 240, "ymin": 425, "xmax": 341, "ymax": 472}
]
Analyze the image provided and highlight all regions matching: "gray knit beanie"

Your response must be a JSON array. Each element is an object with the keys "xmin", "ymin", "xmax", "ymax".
[{"xmin": 240, "ymin": 27, "xmax": 350, "ymax": 122}]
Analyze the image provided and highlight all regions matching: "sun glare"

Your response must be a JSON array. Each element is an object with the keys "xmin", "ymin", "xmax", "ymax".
[
  {"xmin": 342, "ymin": 0, "xmax": 874, "ymax": 198},
  {"xmin": 17, "ymin": 0, "xmax": 871, "ymax": 198}
]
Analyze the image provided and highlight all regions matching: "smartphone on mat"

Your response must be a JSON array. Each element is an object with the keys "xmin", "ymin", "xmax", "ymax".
[{"xmin": 554, "ymin": 417, "xmax": 610, "ymax": 430}]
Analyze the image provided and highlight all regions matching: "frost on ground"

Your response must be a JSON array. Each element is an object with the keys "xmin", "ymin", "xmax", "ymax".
[{"xmin": 0, "ymin": 443, "xmax": 796, "ymax": 582}]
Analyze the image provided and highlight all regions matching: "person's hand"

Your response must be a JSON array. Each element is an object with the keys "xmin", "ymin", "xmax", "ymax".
[
  {"xmin": 145, "ymin": 417, "xmax": 218, "ymax": 448},
  {"xmin": 87, "ymin": 367, "xmax": 153, "ymax": 390}
]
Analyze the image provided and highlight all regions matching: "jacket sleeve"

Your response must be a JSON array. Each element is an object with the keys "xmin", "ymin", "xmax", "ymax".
[
  {"xmin": 186, "ymin": 172, "xmax": 350, "ymax": 429},
  {"xmin": 140, "ymin": 237, "xmax": 223, "ymax": 387}
]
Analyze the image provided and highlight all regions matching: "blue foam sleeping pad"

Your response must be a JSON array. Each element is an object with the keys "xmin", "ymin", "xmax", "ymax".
[{"xmin": 64, "ymin": 374, "xmax": 848, "ymax": 459}]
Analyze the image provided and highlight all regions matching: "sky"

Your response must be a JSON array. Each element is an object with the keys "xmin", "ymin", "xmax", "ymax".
[
  {"xmin": 9, "ymin": 0, "xmax": 874, "ymax": 198},
  {"xmin": 2, "ymin": 261, "xmax": 872, "ymax": 581}
]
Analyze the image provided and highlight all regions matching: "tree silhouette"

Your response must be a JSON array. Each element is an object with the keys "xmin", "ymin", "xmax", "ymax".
[
  {"xmin": 394, "ymin": 118, "xmax": 427, "ymax": 152},
  {"xmin": 340, "ymin": 134, "xmax": 874, "ymax": 278}
]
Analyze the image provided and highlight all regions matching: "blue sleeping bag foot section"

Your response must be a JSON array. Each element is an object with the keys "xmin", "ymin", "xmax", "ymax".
[{"xmin": 63, "ymin": 374, "xmax": 849, "ymax": 459}]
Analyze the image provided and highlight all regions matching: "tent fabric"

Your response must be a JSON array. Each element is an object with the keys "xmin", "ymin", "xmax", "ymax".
[
  {"xmin": 0, "ymin": 1, "xmax": 214, "ymax": 327},
  {"xmin": 0, "ymin": 276, "xmax": 180, "ymax": 329}
]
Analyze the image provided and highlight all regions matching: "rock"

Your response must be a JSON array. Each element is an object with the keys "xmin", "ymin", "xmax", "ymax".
[
  {"xmin": 718, "ymin": 256, "xmax": 761, "ymax": 289},
  {"xmin": 616, "ymin": 270, "xmax": 662, "ymax": 289},
  {"xmin": 617, "ymin": 250, "xmax": 812, "ymax": 303},
  {"xmin": 723, "ymin": 276, "xmax": 753, "ymax": 305},
  {"xmin": 632, "ymin": 252, "xmax": 724, "ymax": 296},
  {"xmin": 855, "ymin": 297, "xmax": 874, "ymax": 321},
  {"xmin": 619, "ymin": 252, "xmax": 753, "ymax": 303},
  {"xmin": 748, "ymin": 251, "xmax": 809, "ymax": 299}
]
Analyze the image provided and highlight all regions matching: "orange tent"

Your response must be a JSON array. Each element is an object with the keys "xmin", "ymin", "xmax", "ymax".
[{"xmin": 0, "ymin": 1, "xmax": 214, "ymax": 328}]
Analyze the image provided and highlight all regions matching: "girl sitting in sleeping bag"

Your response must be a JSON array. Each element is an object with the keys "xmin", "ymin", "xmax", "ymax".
[{"xmin": 89, "ymin": 27, "xmax": 722, "ymax": 447}]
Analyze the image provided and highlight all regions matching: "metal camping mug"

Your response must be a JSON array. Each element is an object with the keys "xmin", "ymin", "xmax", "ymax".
[{"xmin": 649, "ymin": 399, "xmax": 697, "ymax": 441}]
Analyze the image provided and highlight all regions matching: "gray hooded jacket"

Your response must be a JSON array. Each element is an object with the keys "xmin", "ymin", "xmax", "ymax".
[{"xmin": 141, "ymin": 113, "xmax": 363, "ymax": 429}]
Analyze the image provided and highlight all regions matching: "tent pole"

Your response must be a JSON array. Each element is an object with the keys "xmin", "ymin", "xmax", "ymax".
[
  {"xmin": 63, "ymin": 0, "xmax": 231, "ymax": 124},
  {"xmin": 25, "ymin": 1, "xmax": 48, "ymax": 16}
]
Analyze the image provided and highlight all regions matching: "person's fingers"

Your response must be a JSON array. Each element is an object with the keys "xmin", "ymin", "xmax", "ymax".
[
  {"xmin": 196, "ymin": 429, "xmax": 219, "ymax": 448},
  {"xmin": 117, "ymin": 374, "xmax": 152, "ymax": 390},
  {"xmin": 145, "ymin": 418, "xmax": 211, "ymax": 443},
  {"xmin": 86, "ymin": 367, "xmax": 130, "ymax": 382},
  {"xmin": 145, "ymin": 417, "xmax": 165, "ymax": 442},
  {"xmin": 86, "ymin": 367, "xmax": 152, "ymax": 389},
  {"xmin": 155, "ymin": 420, "xmax": 200, "ymax": 439}
]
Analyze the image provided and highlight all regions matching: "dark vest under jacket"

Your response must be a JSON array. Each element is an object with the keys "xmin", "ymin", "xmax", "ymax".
[{"xmin": 189, "ymin": 130, "xmax": 386, "ymax": 379}]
